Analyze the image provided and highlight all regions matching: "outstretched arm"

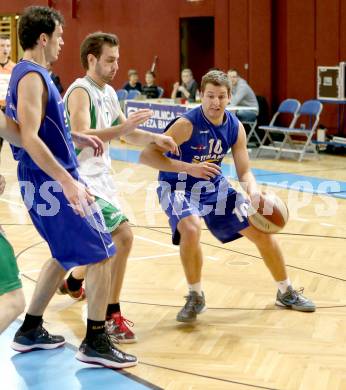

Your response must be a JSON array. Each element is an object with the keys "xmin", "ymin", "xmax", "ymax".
[
  {"xmin": 118, "ymin": 110, "xmax": 179, "ymax": 154},
  {"xmin": 66, "ymin": 87, "xmax": 152, "ymax": 143},
  {"xmin": 140, "ymin": 118, "xmax": 221, "ymax": 180},
  {"xmin": 70, "ymin": 132, "xmax": 104, "ymax": 157}
]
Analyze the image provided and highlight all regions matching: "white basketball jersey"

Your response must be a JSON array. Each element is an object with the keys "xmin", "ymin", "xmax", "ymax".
[
  {"xmin": 64, "ymin": 76, "xmax": 122, "ymax": 207},
  {"xmin": 64, "ymin": 76, "xmax": 121, "ymax": 176}
]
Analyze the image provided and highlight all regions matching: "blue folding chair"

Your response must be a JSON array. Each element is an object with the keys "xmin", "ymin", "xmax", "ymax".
[
  {"xmin": 127, "ymin": 90, "xmax": 141, "ymax": 100},
  {"xmin": 157, "ymin": 86, "xmax": 164, "ymax": 98},
  {"xmin": 116, "ymin": 89, "xmax": 128, "ymax": 101},
  {"xmin": 255, "ymin": 99, "xmax": 300, "ymax": 158},
  {"xmin": 257, "ymin": 99, "xmax": 323, "ymax": 161}
]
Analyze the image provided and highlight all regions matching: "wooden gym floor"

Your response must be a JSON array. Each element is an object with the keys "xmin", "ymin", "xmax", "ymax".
[{"xmin": 0, "ymin": 141, "xmax": 345, "ymax": 390}]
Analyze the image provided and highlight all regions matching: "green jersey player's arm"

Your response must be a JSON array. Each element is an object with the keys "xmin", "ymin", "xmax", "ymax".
[
  {"xmin": 66, "ymin": 87, "xmax": 152, "ymax": 142},
  {"xmin": 0, "ymin": 110, "xmax": 21, "ymax": 147},
  {"xmin": 118, "ymin": 109, "xmax": 179, "ymax": 154}
]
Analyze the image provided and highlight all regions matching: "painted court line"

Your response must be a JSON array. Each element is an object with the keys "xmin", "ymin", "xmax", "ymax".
[
  {"xmin": 134, "ymin": 235, "xmax": 218, "ymax": 261},
  {"xmin": 131, "ymin": 253, "xmax": 177, "ymax": 261},
  {"xmin": 0, "ymin": 197, "xmax": 25, "ymax": 207},
  {"xmin": 134, "ymin": 235, "xmax": 177, "ymax": 250},
  {"xmin": 1, "ymin": 321, "xmax": 159, "ymax": 390},
  {"xmin": 110, "ymin": 147, "xmax": 346, "ymax": 198}
]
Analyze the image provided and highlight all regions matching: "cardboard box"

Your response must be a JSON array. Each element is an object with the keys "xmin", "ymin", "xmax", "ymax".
[{"xmin": 317, "ymin": 64, "xmax": 345, "ymax": 100}]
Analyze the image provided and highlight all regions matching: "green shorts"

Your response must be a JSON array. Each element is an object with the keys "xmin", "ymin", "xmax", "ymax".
[
  {"xmin": 0, "ymin": 233, "xmax": 22, "ymax": 295},
  {"xmin": 95, "ymin": 197, "xmax": 128, "ymax": 233}
]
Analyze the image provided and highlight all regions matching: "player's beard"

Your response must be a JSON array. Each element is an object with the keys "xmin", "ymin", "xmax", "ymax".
[{"xmin": 95, "ymin": 63, "xmax": 115, "ymax": 84}]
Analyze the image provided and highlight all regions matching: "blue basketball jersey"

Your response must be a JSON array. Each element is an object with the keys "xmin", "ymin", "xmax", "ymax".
[
  {"xmin": 6, "ymin": 60, "xmax": 78, "ymax": 171},
  {"xmin": 159, "ymin": 106, "xmax": 239, "ymax": 190}
]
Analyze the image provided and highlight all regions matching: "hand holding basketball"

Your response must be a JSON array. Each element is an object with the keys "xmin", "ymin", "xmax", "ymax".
[{"xmin": 248, "ymin": 192, "xmax": 289, "ymax": 233}]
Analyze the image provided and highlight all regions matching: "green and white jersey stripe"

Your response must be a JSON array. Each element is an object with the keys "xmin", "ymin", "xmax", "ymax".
[{"xmin": 64, "ymin": 76, "xmax": 121, "ymax": 176}]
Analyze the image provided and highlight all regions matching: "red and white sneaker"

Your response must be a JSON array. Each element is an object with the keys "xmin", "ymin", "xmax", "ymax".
[
  {"xmin": 57, "ymin": 279, "xmax": 86, "ymax": 301},
  {"xmin": 106, "ymin": 312, "xmax": 137, "ymax": 344}
]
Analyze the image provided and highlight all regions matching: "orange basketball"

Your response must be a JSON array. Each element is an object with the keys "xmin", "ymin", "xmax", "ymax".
[{"xmin": 248, "ymin": 193, "xmax": 289, "ymax": 233}]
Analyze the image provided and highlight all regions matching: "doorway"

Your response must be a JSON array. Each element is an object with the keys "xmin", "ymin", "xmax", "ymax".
[{"xmin": 180, "ymin": 17, "xmax": 214, "ymax": 86}]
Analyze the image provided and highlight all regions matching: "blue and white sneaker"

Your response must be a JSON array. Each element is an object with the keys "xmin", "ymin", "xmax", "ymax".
[
  {"xmin": 12, "ymin": 322, "xmax": 66, "ymax": 352},
  {"xmin": 276, "ymin": 286, "xmax": 316, "ymax": 312}
]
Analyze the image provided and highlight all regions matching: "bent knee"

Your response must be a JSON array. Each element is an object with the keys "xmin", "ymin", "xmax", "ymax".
[
  {"xmin": 242, "ymin": 225, "xmax": 276, "ymax": 245},
  {"xmin": 116, "ymin": 226, "xmax": 134, "ymax": 249},
  {"xmin": 178, "ymin": 220, "xmax": 201, "ymax": 243},
  {"xmin": 123, "ymin": 229, "xmax": 134, "ymax": 247}
]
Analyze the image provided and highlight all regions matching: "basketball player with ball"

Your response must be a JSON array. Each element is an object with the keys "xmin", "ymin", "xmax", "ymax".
[{"xmin": 140, "ymin": 70, "xmax": 315, "ymax": 323}]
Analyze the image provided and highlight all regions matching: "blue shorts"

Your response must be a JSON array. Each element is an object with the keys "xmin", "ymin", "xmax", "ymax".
[
  {"xmin": 17, "ymin": 163, "xmax": 115, "ymax": 270},
  {"xmin": 157, "ymin": 178, "xmax": 250, "ymax": 245}
]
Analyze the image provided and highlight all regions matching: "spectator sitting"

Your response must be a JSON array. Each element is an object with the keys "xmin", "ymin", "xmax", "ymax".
[
  {"xmin": 171, "ymin": 68, "xmax": 198, "ymax": 102},
  {"xmin": 227, "ymin": 69, "xmax": 258, "ymax": 122},
  {"xmin": 47, "ymin": 62, "xmax": 64, "ymax": 93},
  {"xmin": 123, "ymin": 69, "xmax": 142, "ymax": 92},
  {"xmin": 142, "ymin": 70, "xmax": 160, "ymax": 99}
]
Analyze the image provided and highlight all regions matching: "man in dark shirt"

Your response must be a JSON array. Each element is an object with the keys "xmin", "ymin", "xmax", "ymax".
[
  {"xmin": 171, "ymin": 68, "xmax": 198, "ymax": 102},
  {"xmin": 123, "ymin": 69, "xmax": 142, "ymax": 92},
  {"xmin": 142, "ymin": 70, "xmax": 159, "ymax": 99}
]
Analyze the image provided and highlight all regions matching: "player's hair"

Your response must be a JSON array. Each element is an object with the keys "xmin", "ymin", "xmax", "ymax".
[
  {"xmin": 128, "ymin": 69, "xmax": 138, "ymax": 77},
  {"xmin": 0, "ymin": 34, "xmax": 10, "ymax": 41},
  {"xmin": 19, "ymin": 6, "xmax": 64, "ymax": 51},
  {"xmin": 228, "ymin": 68, "xmax": 239, "ymax": 76},
  {"xmin": 80, "ymin": 32, "xmax": 119, "ymax": 70},
  {"xmin": 200, "ymin": 70, "xmax": 231, "ymax": 94},
  {"xmin": 181, "ymin": 68, "xmax": 193, "ymax": 76}
]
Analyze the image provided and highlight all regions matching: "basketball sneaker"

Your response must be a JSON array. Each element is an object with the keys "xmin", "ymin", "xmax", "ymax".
[
  {"xmin": 75, "ymin": 332, "xmax": 138, "ymax": 369},
  {"xmin": 276, "ymin": 286, "xmax": 316, "ymax": 312},
  {"xmin": 106, "ymin": 312, "xmax": 137, "ymax": 344},
  {"xmin": 176, "ymin": 291, "xmax": 206, "ymax": 322},
  {"xmin": 12, "ymin": 322, "xmax": 66, "ymax": 352},
  {"xmin": 57, "ymin": 279, "xmax": 86, "ymax": 300}
]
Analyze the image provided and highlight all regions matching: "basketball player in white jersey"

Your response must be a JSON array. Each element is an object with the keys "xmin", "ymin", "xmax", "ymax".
[{"xmin": 62, "ymin": 32, "xmax": 178, "ymax": 343}]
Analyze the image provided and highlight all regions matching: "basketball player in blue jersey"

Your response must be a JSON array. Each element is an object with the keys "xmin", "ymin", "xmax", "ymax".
[
  {"xmin": 140, "ymin": 70, "xmax": 315, "ymax": 322},
  {"xmin": 5, "ymin": 6, "xmax": 137, "ymax": 368},
  {"xmin": 0, "ymin": 94, "xmax": 108, "ymax": 335},
  {"xmin": 0, "ymin": 86, "xmax": 105, "ymax": 335}
]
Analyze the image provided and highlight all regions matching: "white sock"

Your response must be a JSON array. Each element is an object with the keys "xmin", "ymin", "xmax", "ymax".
[
  {"xmin": 188, "ymin": 282, "xmax": 202, "ymax": 296},
  {"xmin": 277, "ymin": 278, "xmax": 292, "ymax": 294}
]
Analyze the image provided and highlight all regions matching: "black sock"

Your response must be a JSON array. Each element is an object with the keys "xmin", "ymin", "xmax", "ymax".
[
  {"xmin": 106, "ymin": 303, "xmax": 120, "ymax": 319},
  {"xmin": 86, "ymin": 319, "xmax": 105, "ymax": 340},
  {"xmin": 20, "ymin": 314, "xmax": 43, "ymax": 332},
  {"xmin": 66, "ymin": 272, "xmax": 84, "ymax": 292}
]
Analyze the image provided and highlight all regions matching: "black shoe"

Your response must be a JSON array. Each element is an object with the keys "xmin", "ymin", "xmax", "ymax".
[
  {"xmin": 12, "ymin": 322, "xmax": 66, "ymax": 352},
  {"xmin": 76, "ymin": 332, "xmax": 138, "ymax": 369}
]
